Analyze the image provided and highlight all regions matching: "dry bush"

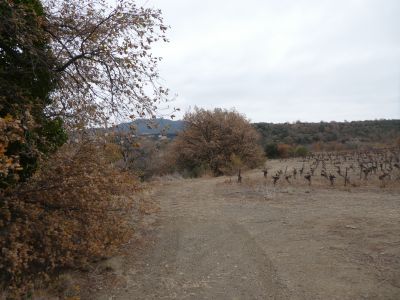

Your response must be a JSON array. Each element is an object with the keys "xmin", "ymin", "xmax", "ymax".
[
  {"xmin": 170, "ymin": 108, "xmax": 265, "ymax": 177},
  {"xmin": 276, "ymin": 144, "xmax": 291, "ymax": 158},
  {"xmin": 0, "ymin": 115, "xmax": 25, "ymax": 185},
  {"xmin": 0, "ymin": 141, "xmax": 139, "ymax": 297}
]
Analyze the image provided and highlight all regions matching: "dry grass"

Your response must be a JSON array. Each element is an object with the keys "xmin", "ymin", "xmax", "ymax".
[{"xmin": 212, "ymin": 159, "xmax": 400, "ymax": 298}]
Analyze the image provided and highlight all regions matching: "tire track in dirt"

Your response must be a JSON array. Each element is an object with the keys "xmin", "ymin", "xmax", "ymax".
[{"xmin": 101, "ymin": 178, "xmax": 289, "ymax": 299}]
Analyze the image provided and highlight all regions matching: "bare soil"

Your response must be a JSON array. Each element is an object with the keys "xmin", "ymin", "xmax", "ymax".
[{"xmin": 84, "ymin": 163, "xmax": 400, "ymax": 300}]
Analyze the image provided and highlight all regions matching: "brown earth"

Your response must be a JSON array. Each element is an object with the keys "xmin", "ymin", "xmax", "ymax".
[{"xmin": 81, "ymin": 163, "xmax": 400, "ymax": 300}]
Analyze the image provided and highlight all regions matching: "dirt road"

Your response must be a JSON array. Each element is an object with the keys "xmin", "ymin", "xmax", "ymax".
[{"xmin": 90, "ymin": 172, "xmax": 400, "ymax": 300}]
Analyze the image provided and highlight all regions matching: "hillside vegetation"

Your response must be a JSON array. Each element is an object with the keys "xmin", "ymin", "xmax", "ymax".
[
  {"xmin": 118, "ymin": 119, "xmax": 400, "ymax": 149},
  {"xmin": 254, "ymin": 119, "xmax": 400, "ymax": 148}
]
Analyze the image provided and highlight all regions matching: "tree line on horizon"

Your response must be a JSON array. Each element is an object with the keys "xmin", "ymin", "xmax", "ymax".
[
  {"xmin": 109, "ymin": 118, "xmax": 400, "ymax": 145},
  {"xmin": 254, "ymin": 119, "xmax": 400, "ymax": 155}
]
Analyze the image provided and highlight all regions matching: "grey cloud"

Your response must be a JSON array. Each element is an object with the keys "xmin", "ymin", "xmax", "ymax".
[{"xmin": 149, "ymin": 0, "xmax": 400, "ymax": 122}]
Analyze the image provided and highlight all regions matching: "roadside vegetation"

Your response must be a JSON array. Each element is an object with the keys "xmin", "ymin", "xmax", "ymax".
[{"xmin": 0, "ymin": 0, "xmax": 169, "ymax": 297}]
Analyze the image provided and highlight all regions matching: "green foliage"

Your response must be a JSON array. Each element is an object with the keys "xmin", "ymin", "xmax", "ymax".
[
  {"xmin": 294, "ymin": 145, "xmax": 309, "ymax": 157},
  {"xmin": 0, "ymin": 0, "xmax": 66, "ymax": 187},
  {"xmin": 38, "ymin": 118, "xmax": 69, "ymax": 153},
  {"xmin": 265, "ymin": 143, "xmax": 279, "ymax": 159},
  {"xmin": 254, "ymin": 120, "xmax": 400, "ymax": 148}
]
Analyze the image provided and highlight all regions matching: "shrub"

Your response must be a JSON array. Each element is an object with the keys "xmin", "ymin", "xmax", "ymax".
[
  {"xmin": 264, "ymin": 143, "xmax": 279, "ymax": 159},
  {"xmin": 294, "ymin": 146, "xmax": 309, "ymax": 157},
  {"xmin": 0, "ymin": 141, "xmax": 139, "ymax": 297},
  {"xmin": 265, "ymin": 143, "xmax": 309, "ymax": 158},
  {"xmin": 170, "ymin": 108, "xmax": 264, "ymax": 176},
  {"xmin": 277, "ymin": 143, "xmax": 292, "ymax": 158}
]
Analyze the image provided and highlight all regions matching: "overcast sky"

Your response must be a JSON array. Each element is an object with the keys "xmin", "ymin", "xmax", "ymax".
[{"xmin": 147, "ymin": 0, "xmax": 400, "ymax": 123}]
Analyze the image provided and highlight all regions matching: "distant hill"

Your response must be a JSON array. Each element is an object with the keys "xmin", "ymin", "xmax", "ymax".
[
  {"xmin": 113, "ymin": 119, "xmax": 400, "ymax": 147},
  {"xmin": 253, "ymin": 119, "xmax": 400, "ymax": 147},
  {"xmin": 116, "ymin": 118, "xmax": 185, "ymax": 136}
]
